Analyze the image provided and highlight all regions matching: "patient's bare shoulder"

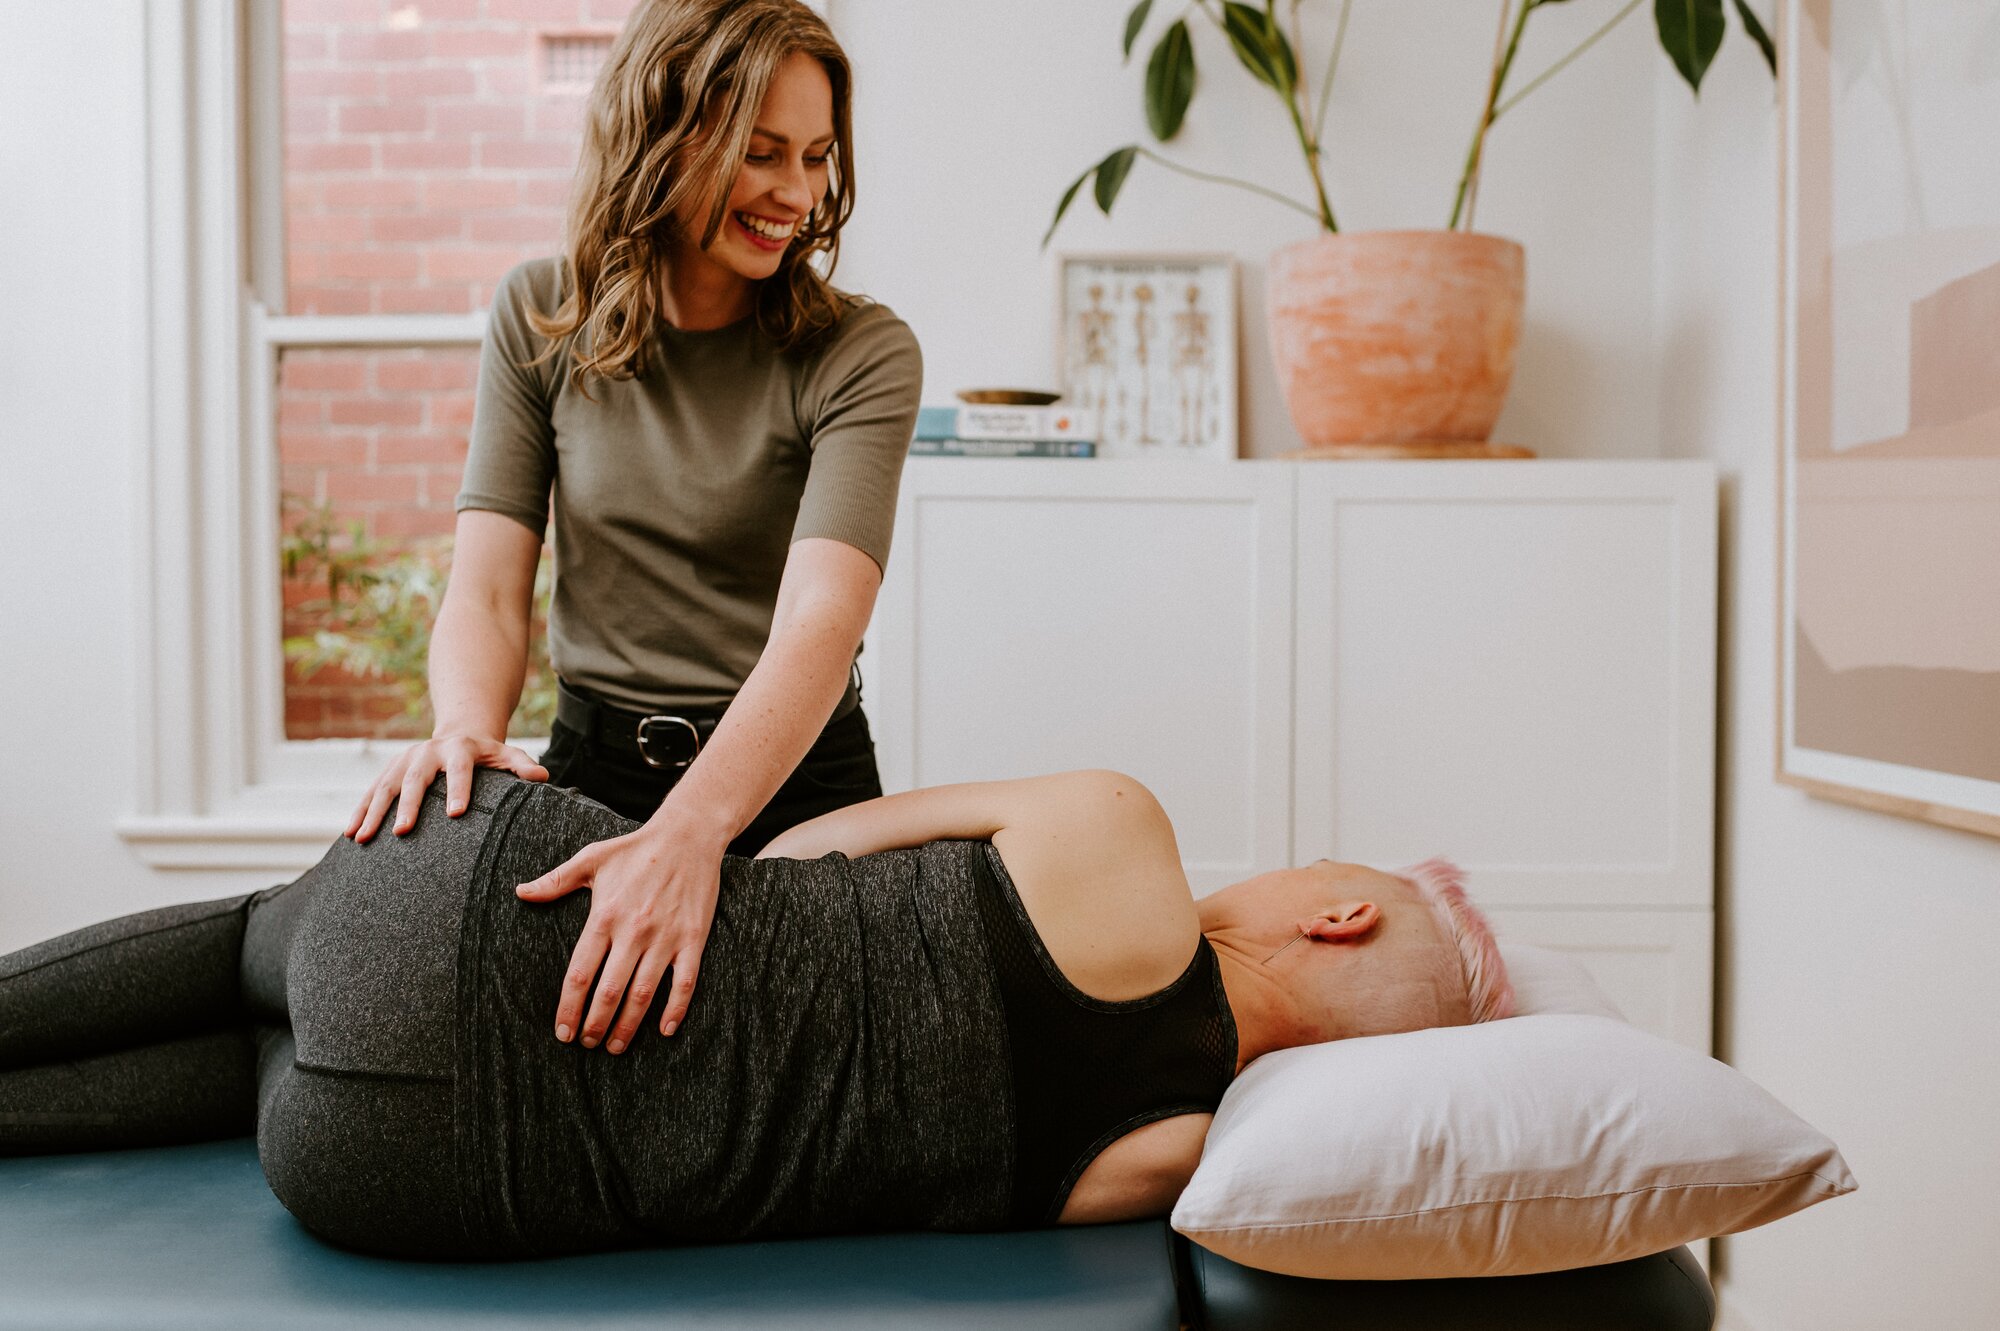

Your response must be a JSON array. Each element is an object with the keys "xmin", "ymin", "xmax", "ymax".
[{"xmin": 989, "ymin": 770, "xmax": 1200, "ymax": 1003}]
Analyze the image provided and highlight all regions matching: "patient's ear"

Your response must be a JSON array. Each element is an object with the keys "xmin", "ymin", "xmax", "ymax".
[{"xmin": 1300, "ymin": 900, "xmax": 1380, "ymax": 942}]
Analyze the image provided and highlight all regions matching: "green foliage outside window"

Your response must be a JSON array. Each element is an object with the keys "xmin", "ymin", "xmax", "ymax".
[{"xmin": 281, "ymin": 495, "xmax": 556, "ymax": 739}]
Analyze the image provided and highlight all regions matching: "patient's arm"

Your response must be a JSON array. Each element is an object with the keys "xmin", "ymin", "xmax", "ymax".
[
  {"xmin": 753, "ymin": 776, "xmax": 1025, "ymax": 860},
  {"xmin": 762, "ymin": 770, "xmax": 1200, "ymax": 1005},
  {"xmin": 757, "ymin": 768, "xmax": 1181, "ymax": 868}
]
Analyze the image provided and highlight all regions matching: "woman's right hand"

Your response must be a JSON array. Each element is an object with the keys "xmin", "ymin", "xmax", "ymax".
[{"xmin": 347, "ymin": 733, "xmax": 549, "ymax": 843}]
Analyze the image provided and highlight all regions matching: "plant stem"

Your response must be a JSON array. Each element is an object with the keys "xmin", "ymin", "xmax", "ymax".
[
  {"xmin": 1194, "ymin": 0, "xmax": 1336, "ymax": 230},
  {"xmin": 1278, "ymin": 0, "xmax": 1337, "ymax": 229},
  {"xmin": 1448, "ymin": 0, "xmax": 1532, "ymax": 231},
  {"xmin": 1494, "ymin": 0, "xmax": 1643, "ymax": 116},
  {"xmin": 1288, "ymin": 0, "xmax": 1311, "ymax": 128},
  {"xmin": 1192, "ymin": 0, "xmax": 1336, "ymax": 227},
  {"xmin": 1462, "ymin": 0, "xmax": 1516, "ymax": 229},
  {"xmin": 1314, "ymin": 0, "xmax": 1353, "ymax": 147},
  {"xmin": 1133, "ymin": 146, "xmax": 1323, "ymax": 222},
  {"xmin": 1286, "ymin": 93, "xmax": 1338, "ymax": 230}
]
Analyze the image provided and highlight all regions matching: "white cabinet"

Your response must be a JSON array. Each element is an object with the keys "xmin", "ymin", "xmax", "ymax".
[
  {"xmin": 865, "ymin": 463, "xmax": 1296, "ymax": 890},
  {"xmin": 865, "ymin": 458, "xmax": 1717, "ymax": 1053},
  {"xmin": 1483, "ymin": 907, "xmax": 1715, "ymax": 1054}
]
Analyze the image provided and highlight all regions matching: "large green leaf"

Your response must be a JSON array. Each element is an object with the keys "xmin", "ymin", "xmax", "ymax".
[
  {"xmin": 1656, "ymin": 0, "xmax": 1726, "ymax": 92},
  {"xmin": 1123, "ymin": 0, "xmax": 1153, "ymax": 61},
  {"xmin": 1220, "ymin": 2, "xmax": 1297, "ymax": 94},
  {"xmin": 1093, "ymin": 145, "xmax": 1139, "ymax": 213},
  {"xmin": 1145, "ymin": 19, "xmax": 1196, "ymax": 140},
  {"xmin": 1043, "ymin": 165, "xmax": 1093, "ymax": 249},
  {"xmin": 1733, "ymin": 0, "xmax": 1776, "ymax": 75}
]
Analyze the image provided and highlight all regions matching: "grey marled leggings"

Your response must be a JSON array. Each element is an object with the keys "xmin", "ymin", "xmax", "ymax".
[{"xmin": 0, "ymin": 779, "xmax": 508, "ymax": 1260}]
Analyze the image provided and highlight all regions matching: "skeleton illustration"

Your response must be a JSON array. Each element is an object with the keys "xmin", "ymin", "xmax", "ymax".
[
  {"xmin": 1170, "ymin": 284, "xmax": 1212, "ymax": 447},
  {"xmin": 1072, "ymin": 282, "xmax": 1117, "ymax": 430},
  {"xmin": 1131, "ymin": 281, "xmax": 1157, "ymax": 446}
]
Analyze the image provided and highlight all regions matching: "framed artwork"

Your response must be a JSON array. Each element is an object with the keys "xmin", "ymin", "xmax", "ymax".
[
  {"xmin": 1777, "ymin": 0, "xmax": 2000, "ymax": 837},
  {"xmin": 1055, "ymin": 252, "xmax": 1238, "ymax": 459}
]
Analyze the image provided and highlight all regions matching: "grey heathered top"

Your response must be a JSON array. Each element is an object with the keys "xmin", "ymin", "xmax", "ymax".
[
  {"xmin": 454, "ymin": 257, "xmax": 924, "ymax": 713},
  {"xmin": 453, "ymin": 776, "xmax": 1013, "ymax": 1256}
]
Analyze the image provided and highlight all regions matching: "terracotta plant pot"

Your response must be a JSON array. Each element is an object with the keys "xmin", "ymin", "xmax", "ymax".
[{"xmin": 1266, "ymin": 230, "xmax": 1525, "ymax": 447}]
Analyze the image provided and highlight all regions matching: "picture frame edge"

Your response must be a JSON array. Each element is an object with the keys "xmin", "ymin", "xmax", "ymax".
[{"xmin": 1772, "ymin": 0, "xmax": 2000, "ymax": 841}]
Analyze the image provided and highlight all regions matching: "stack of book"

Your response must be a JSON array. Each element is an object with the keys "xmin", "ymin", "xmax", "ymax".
[{"xmin": 910, "ymin": 404, "xmax": 1098, "ymax": 458}]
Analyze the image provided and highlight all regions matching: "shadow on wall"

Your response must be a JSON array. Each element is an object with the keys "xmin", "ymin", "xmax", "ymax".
[
  {"xmin": 1493, "ymin": 318, "xmax": 1597, "ymax": 458},
  {"xmin": 1708, "ymin": 463, "xmax": 1740, "ymax": 1290}
]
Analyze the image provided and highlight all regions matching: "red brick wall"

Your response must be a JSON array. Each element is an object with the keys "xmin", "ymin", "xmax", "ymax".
[
  {"xmin": 279, "ymin": 0, "xmax": 638, "ymax": 738},
  {"xmin": 282, "ymin": 0, "xmax": 638, "ymax": 314},
  {"xmin": 280, "ymin": 345, "xmax": 479, "ymax": 739},
  {"xmin": 279, "ymin": 345, "xmax": 480, "ymax": 544}
]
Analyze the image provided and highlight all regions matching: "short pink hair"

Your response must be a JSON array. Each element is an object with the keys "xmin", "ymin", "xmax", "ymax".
[{"xmin": 1393, "ymin": 857, "xmax": 1515, "ymax": 1024}]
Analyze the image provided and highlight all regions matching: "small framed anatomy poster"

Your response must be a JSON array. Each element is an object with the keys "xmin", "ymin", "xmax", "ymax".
[{"xmin": 1056, "ymin": 252, "xmax": 1238, "ymax": 459}]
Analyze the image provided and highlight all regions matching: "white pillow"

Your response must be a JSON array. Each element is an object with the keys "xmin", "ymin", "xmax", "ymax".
[
  {"xmin": 1173, "ymin": 1012, "xmax": 1856, "ymax": 1280},
  {"xmin": 1495, "ymin": 941, "xmax": 1627, "ymax": 1020}
]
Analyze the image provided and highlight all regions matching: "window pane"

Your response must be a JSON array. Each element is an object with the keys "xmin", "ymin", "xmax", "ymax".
[
  {"xmin": 281, "ymin": 0, "xmax": 639, "ymax": 316},
  {"xmin": 277, "ymin": 345, "xmax": 553, "ymax": 740}
]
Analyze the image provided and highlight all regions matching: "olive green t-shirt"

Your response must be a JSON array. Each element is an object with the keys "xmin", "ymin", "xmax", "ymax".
[{"xmin": 455, "ymin": 257, "xmax": 923, "ymax": 711}]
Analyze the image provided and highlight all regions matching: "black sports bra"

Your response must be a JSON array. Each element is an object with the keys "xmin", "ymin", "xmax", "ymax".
[{"xmin": 969, "ymin": 842, "xmax": 1238, "ymax": 1226}]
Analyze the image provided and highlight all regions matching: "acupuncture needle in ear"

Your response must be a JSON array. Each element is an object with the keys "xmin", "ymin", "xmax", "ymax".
[{"xmin": 1263, "ymin": 927, "xmax": 1308, "ymax": 964}]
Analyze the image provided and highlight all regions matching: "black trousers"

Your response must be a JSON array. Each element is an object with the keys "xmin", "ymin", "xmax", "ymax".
[
  {"xmin": 540, "ymin": 701, "xmax": 884, "ymax": 854},
  {"xmin": 0, "ymin": 782, "xmax": 486, "ymax": 1258}
]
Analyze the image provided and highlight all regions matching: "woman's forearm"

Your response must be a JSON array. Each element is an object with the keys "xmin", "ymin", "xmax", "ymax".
[
  {"xmin": 642, "ymin": 537, "xmax": 880, "ymax": 847},
  {"xmin": 427, "ymin": 590, "xmax": 533, "ymax": 742},
  {"xmin": 649, "ymin": 608, "xmax": 858, "ymax": 846}
]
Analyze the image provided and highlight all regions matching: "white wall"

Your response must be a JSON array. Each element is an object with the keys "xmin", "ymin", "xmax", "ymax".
[
  {"xmin": 0, "ymin": 3, "xmax": 278, "ymax": 950},
  {"xmin": 1652, "ymin": 30, "xmax": 2000, "ymax": 1331},
  {"xmin": 834, "ymin": 0, "xmax": 1662, "ymax": 459}
]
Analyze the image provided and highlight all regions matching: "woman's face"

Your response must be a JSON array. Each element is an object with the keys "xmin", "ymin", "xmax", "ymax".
[{"xmin": 675, "ymin": 51, "xmax": 835, "ymax": 285}]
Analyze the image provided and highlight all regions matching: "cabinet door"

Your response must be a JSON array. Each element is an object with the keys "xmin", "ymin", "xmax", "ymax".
[
  {"xmin": 866, "ymin": 460, "xmax": 1295, "ymax": 893},
  {"xmin": 1485, "ymin": 907, "xmax": 1715, "ymax": 1054},
  {"xmin": 1294, "ymin": 461, "xmax": 1718, "ymax": 910}
]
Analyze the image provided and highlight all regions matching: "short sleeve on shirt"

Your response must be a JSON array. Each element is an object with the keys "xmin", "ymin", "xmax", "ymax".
[
  {"xmin": 455, "ymin": 259, "xmax": 564, "ymax": 540},
  {"xmin": 790, "ymin": 303, "xmax": 923, "ymax": 573}
]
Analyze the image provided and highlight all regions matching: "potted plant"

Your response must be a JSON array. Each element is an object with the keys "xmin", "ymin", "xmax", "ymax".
[{"xmin": 1045, "ymin": 0, "xmax": 1775, "ymax": 454}]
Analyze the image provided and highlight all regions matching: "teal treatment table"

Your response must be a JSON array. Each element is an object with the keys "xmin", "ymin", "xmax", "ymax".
[{"xmin": 0, "ymin": 1140, "xmax": 1715, "ymax": 1330}]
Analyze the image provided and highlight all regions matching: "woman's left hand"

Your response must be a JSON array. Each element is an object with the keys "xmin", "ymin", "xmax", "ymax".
[{"xmin": 513, "ymin": 816, "xmax": 729, "ymax": 1053}]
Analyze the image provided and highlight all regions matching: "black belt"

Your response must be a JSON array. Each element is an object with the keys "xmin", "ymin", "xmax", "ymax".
[{"xmin": 554, "ymin": 676, "xmax": 860, "ymax": 771}]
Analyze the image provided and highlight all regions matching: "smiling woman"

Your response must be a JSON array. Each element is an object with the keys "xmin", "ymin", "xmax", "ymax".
[
  {"xmin": 522, "ymin": 0, "xmax": 862, "ymax": 370},
  {"xmin": 342, "ymin": 0, "xmax": 924, "ymax": 1067},
  {"xmin": 729, "ymin": 122, "xmax": 836, "ymax": 246}
]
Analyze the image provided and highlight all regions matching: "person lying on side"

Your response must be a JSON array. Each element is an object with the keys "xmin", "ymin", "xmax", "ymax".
[{"xmin": 0, "ymin": 768, "xmax": 1513, "ymax": 1260}]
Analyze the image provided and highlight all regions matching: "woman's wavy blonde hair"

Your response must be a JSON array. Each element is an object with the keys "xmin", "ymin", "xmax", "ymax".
[{"xmin": 528, "ymin": 0, "xmax": 858, "ymax": 387}]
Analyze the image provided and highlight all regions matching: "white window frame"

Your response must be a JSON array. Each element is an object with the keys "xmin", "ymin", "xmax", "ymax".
[{"xmin": 118, "ymin": 0, "xmax": 493, "ymax": 870}]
